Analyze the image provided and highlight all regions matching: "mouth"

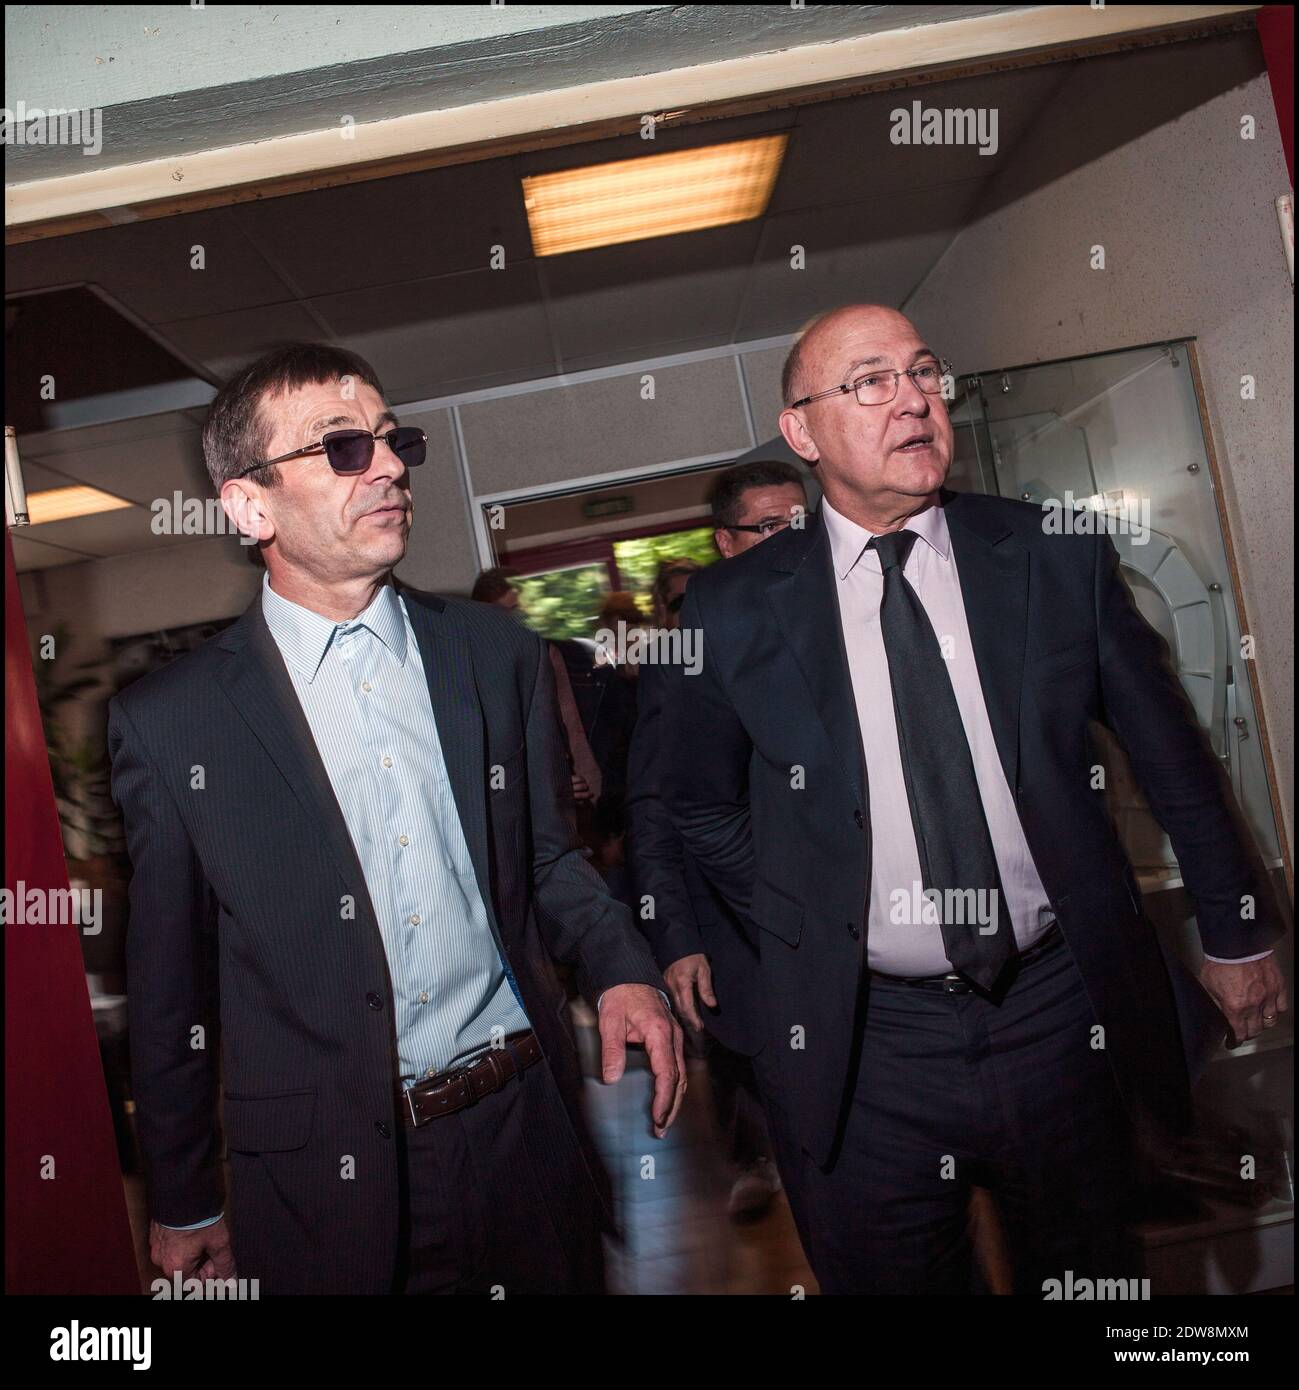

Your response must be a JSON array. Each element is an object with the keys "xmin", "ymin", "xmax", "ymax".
[
  {"xmin": 895, "ymin": 433, "xmax": 935, "ymax": 453},
  {"xmin": 361, "ymin": 504, "xmax": 408, "ymax": 520}
]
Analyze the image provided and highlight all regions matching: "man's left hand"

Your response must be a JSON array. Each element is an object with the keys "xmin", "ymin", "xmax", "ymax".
[
  {"xmin": 1200, "ymin": 955, "xmax": 1288, "ymax": 1047},
  {"xmin": 598, "ymin": 984, "xmax": 686, "ymax": 1138}
]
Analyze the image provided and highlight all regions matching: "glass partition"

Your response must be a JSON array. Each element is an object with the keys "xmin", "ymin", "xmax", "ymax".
[
  {"xmin": 950, "ymin": 342, "xmax": 1285, "ymax": 877},
  {"xmin": 951, "ymin": 343, "xmax": 1292, "ymax": 1286}
]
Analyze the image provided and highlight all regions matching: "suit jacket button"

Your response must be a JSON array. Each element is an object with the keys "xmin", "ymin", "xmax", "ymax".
[
  {"xmin": 366, "ymin": 992, "xmax": 384, "ymax": 1010},
  {"xmin": 846, "ymin": 922, "xmax": 860, "ymax": 940},
  {"xmin": 854, "ymin": 809, "xmax": 864, "ymax": 828},
  {"xmin": 375, "ymin": 1121, "xmax": 391, "ymax": 1139}
]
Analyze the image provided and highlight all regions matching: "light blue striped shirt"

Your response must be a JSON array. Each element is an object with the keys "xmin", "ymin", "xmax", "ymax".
[{"xmin": 260, "ymin": 572, "xmax": 532, "ymax": 1080}]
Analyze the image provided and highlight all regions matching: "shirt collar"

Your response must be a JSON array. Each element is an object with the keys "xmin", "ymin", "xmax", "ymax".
[
  {"xmin": 261, "ymin": 573, "xmax": 408, "ymax": 681},
  {"xmin": 820, "ymin": 493, "xmax": 950, "ymax": 580}
]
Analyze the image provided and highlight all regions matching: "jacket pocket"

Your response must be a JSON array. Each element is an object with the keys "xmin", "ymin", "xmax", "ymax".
[
  {"xmin": 750, "ymin": 878, "xmax": 804, "ymax": 948},
  {"xmin": 1026, "ymin": 640, "xmax": 1093, "ymax": 678},
  {"xmin": 221, "ymin": 1089, "xmax": 316, "ymax": 1154}
]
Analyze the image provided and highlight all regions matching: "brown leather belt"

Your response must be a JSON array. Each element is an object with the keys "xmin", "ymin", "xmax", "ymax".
[
  {"xmin": 400, "ymin": 1030, "xmax": 542, "ymax": 1127},
  {"xmin": 868, "ymin": 921, "xmax": 1063, "ymax": 994}
]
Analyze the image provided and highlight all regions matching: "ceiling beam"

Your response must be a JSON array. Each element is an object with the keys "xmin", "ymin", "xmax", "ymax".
[{"xmin": 6, "ymin": 5, "xmax": 1257, "ymax": 244}]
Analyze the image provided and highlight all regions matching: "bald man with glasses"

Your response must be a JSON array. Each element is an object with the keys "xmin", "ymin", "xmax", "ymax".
[{"xmin": 662, "ymin": 304, "xmax": 1285, "ymax": 1294}]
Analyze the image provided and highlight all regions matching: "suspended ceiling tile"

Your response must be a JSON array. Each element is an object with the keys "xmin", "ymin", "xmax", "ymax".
[
  {"xmin": 542, "ymin": 221, "xmax": 762, "ymax": 365},
  {"xmin": 460, "ymin": 356, "xmax": 751, "ymax": 498},
  {"xmin": 12, "ymin": 458, "xmax": 83, "ymax": 493},
  {"xmin": 20, "ymin": 503, "xmax": 163, "ymax": 559},
  {"xmin": 309, "ymin": 264, "xmax": 556, "ymax": 403},
  {"xmin": 769, "ymin": 66, "xmax": 1069, "ymax": 212},
  {"xmin": 18, "ymin": 408, "xmax": 204, "ymax": 460},
  {"xmin": 229, "ymin": 162, "xmax": 534, "ymax": 299},
  {"xmin": 740, "ymin": 344, "xmax": 792, "ymax": 439},
  {"xmin": 558, "ymin": 335, "xmax": 745, "ymax": 379},
  {"xmin": 157, "ymin": 301, "xmax": 331, "ymax": 380},
  {"xmin": 9, "ymin": 531, "xmax": 99, "ymax": 571},
  {"xmin": 735, "ymin": 184, "xmax": 977, "ymax": 339},
  {"xmin": 20, "ymin": 428, "xmax": 211, "ymax": 508},
  {"xmin": 8, "ymin": 209, "xmax": 295, "ymax": 326}
]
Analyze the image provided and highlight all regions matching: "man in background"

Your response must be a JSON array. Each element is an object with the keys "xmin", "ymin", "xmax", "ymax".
[{"xmin": 627, "ymin": 460, "xmax": 809, "ymax": 1217}]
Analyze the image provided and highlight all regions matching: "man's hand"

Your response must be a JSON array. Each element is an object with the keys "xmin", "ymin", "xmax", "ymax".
[
  {"xmin": 663, "ymin": 953, "xmax": 717, "ymax": 1032},
  {"xmin": 598, "ymin": 983, "xmax": 686, "ymax": 1138},
  {"xmin": 1200, "ymin": 955, "xmax": 1288, "ymax": 1047},
  {"xmin": 571, "ymin": 773, "xmax": 594, "ymax": 803},
  {"xmin": 149, "ymin": 1216, "xmax": 236, "ymax": 1285}
]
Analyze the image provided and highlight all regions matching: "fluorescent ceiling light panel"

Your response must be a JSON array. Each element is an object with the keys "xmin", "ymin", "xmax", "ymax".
[
  {"xmin": 26, "ymin": 485, "xmax": 134, "ymax": 524},
  {"xmin": 522, "ymin": 133, "xmax": 789, "ymax": 256}
]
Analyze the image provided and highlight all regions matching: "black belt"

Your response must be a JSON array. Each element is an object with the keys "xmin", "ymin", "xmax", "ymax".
[
  {"xmin": 868, "ymin": 921, "xmax": 1063, "ymax": 994},
  {"xmin": 400, "ymin": 1030, "xmax": 542, "ymax": 1127}
]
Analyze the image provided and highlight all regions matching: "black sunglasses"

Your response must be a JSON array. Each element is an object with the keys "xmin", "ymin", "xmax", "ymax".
[{"xmin": 238, "ymin": 426, "xmax": 427, "ymax": 480}]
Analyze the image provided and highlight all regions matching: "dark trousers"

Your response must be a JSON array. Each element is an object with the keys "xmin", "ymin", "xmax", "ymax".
[
  {"xmin": 761, "ymin": 929, "xmax": 1142, "ymax": 1295},
  {"xmin": 392, "ymin": 1058, "xmax": 605, "ymax": 1294},
  {"xmin": 699, "ymin": 1028, "xmax": 771, "ymax": 1169}
]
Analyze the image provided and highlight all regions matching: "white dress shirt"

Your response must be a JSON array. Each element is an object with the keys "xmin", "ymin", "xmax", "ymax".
[{"xmin": 821, "ymin": 495, "xmax": 1056, "ymax": 975}]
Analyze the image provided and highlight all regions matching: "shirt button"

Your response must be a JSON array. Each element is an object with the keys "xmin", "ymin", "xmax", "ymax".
[
  {"xmin": 409, "ymin": 913, "xmax": 421, "ymax": 925},
  {"xmin": 398, "ymin": 834, "xmax": 409, "ymax": 847},
  {"xmin": 382, "ymin": 756, "xmax": 393, "ymax": 768},
  {"xmin": 361, "ymin": 681, "xmax": 372, "ymax": 693},
  {"xmin": 425, "ymin": 1066, "xmax": 437, "ymax": 1078},
  {"xmin": 419, "ymin": 991, "xmax": 429, "ymax": 1004}
]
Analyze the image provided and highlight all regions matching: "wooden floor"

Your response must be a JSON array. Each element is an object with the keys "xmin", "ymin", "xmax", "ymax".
[{"xmin": 587, "ymin": 1055, "xmax": 817, "ymax": 1295}]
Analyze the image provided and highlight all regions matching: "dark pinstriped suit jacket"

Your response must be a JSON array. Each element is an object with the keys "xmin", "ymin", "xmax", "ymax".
[{"xmin": 108, "ymin": 583, "xmax": 664, "ymax": 1294}]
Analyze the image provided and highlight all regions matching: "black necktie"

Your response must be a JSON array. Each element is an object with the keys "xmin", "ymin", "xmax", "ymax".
[{"xmin": 869, "ymin": 530, "xmax": 1015, "ymax": 992}]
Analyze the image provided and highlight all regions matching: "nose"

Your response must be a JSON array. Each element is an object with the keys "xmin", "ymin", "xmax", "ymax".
[
  {"xmin": 894, "ymin": 369, "xmax": 931, "ymax": 413},
  {"xmin": 366, "ymin": 433, "xmax": 407, "ymax": 482}
]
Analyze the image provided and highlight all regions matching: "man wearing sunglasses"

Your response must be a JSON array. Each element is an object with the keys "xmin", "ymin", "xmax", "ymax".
[
  {"xmin": 662, "ymin": 304, "xmax": 1285, "ymax": 1294},
  {"xmin": 109, "ymin": 342, "xmax": 682, "ymax": 1295}
]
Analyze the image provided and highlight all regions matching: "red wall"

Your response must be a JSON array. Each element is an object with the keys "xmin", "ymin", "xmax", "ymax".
[
  {"xmin": 4, "ymin": 526, "xmax": 138, "ymax": 1293},
  {"xmin": 1257, "ymin": 5, "xmax": 1294, "ymax": 185}
]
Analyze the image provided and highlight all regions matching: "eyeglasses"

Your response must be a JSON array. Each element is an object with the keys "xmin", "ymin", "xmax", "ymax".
[
  {"xmin": 237, "ymin": 426, "xmax": 427, "ymax": 480},
  {"xmin": 728, "ymin": 518, "xmax": 793, "ymax": 537},
  {"xmin": 790, "ymin": 357, "xmax": 952, "ymax": 410}
]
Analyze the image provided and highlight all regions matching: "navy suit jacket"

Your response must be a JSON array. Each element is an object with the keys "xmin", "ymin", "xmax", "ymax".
[
  {"xmin": 662, "ymin": 490, "xmax": 1283, "ymax": 1168},
  {"xmin": 626, "ymin": 658, "xmax": 762, "ymax": 1055},
  {"xmin": 109, "ymin": 585, "xmax": 664, "ymax": 1293}
]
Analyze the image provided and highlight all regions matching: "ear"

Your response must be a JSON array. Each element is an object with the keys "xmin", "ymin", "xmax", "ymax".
[
  {"xmin": 778, "ymin": 407, "xmax": 820, "ymax": 467},
  {"xmin": 219, "ymin": 480, "xmax": 276, "ymax": 548},
  {"xmin": 714, "ymin": 527, "xmax": 737, "ymax": 560}
]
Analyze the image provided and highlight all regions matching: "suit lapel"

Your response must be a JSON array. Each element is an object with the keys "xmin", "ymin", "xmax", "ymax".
[
  {"xmin": 765, "ymin": 511, "xmax": 867, "ymax": 808},
  {"xmin": 941, "ymin": 491, "xmax": 1027, "ymax": 797},
  {"xmin": 403, "ymin": 598, "xmax": 494, "ymax": 922},
  {"xmin": 214, "ymin": 599, "xmax": 380, "ymax": 933}
]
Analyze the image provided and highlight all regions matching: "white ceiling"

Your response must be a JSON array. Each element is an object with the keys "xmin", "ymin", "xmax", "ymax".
[{"xmin": 7, "ymin": 63, "xmax": 1070, "ymax": 571}]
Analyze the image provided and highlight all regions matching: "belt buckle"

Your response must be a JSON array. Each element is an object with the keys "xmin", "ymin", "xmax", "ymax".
[
  {"xmin": 404, "ymin": 1061, "xmax": 463, "ymax": 1125},
  {"xmin": 940, "ymin": 974, "xmax": 968, "ymax": 994}
]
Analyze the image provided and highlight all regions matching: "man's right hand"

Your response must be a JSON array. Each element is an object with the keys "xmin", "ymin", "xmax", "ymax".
[
  {"xmin": 149, "ymin": 1217, "xmax": 237, "ymax": 1285},
  {"xmin": 663, "ymin": 953, "xmax": 716, "ymax": 1032}
]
